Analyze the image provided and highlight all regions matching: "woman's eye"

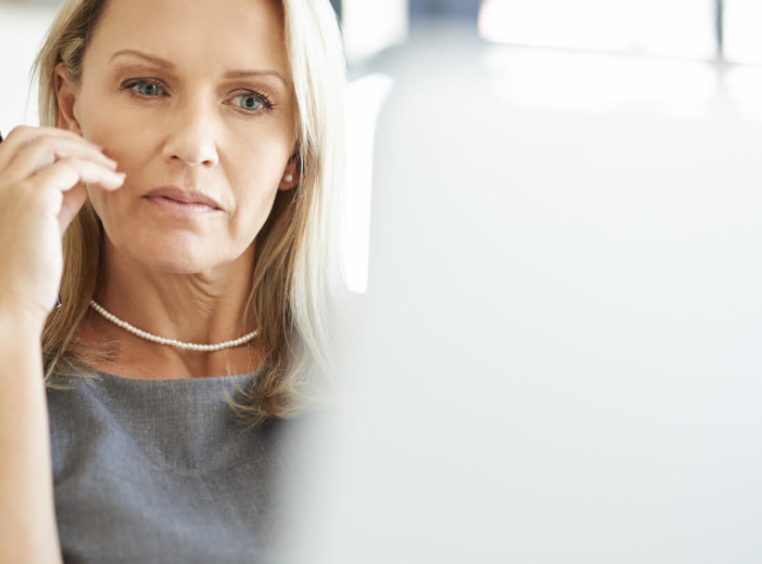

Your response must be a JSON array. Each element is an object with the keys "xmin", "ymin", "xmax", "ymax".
[
  {"xmin": 232, "ymin": 92, "xmax": 273, "ymax": 113},
  {"xmin": 120, "ymin": 80, "xmax": 274, "ymax": 114},
  {"xmin": 122, "ymin": 79, "xmax": 165, "ymax": 97}
]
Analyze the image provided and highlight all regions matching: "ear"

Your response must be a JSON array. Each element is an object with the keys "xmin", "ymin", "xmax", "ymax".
[
  {"xmin": 278, "ymin": 155, "xmax": 301, "ymax": 191},
  {"xmin": 54, "ymin": 63, "xmax": 83, "ymax": 134}
]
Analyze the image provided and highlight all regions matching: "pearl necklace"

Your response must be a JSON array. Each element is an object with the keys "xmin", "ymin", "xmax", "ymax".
[{"xmin": 89, "ymin": 300, "xmax": 258, "ymax": 352}]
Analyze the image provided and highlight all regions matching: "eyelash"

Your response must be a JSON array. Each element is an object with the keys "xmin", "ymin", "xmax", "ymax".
[{"xmin": 119, "ymin": 78, "xmax": 276, "ymax": 115}]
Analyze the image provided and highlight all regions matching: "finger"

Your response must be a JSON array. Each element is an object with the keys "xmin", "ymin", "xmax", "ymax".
[
  {"xmin": 0, "ymin": 126, "xmax": 108, "ymax": 171},
  {"xmin": 0, "ymin": 125, "xmax": 92, "ymax": 149},
  {"xmin": 0, "ymin": 135, "xmax": 117, "ymax": 187},
  {"xmin": 29, "ymin": 157, "xmax": 125, "ymax": 201},
  {"xmin": 0, "ymin": 125, "xmax": 93, "ymax": 156},
  {"xmin": 58, "ymin": 182, "xmax": 88, "ymax": 236}
]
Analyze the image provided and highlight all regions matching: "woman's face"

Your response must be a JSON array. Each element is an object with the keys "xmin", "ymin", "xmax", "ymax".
[{"xmin": 57, "ymin": 0, "xmax": 298, "ymax": 274}]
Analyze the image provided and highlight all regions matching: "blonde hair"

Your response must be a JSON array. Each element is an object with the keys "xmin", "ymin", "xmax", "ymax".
[{"xmin": 33, "ymin": 0, "xmax": 347, "ymax": 425}]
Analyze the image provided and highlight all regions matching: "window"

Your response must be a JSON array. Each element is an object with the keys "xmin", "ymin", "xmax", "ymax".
[
  {"xmin": 342, "ymin": 0, "xmax": 408, "ymax": 62},
  {"xmin": 723, "ymin": 0, "xmax": 762, "ymax": 64},
  {"xmin": 478, "ymin": 0, "xmax": 717, "ymax": 60}
]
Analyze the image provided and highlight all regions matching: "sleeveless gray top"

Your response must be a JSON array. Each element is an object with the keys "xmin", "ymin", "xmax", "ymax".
[{"xmin": 46, "ymin": 368, "xmax": 300, "ymax": 564}]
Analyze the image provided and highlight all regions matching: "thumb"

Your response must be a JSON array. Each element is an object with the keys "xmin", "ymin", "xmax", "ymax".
[{"xmin": 58, "ymin": 182, "xmax": 88, "ymax": 236}]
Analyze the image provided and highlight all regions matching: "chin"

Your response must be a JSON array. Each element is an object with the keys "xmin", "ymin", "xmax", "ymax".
[
  {"xmin": 144, "ymin": 249, "xmax": 219, "ymax": 274},
  {"xmin": 131, "ymin": 243, "xmax": 219, "ymax": 274},
  {"xmin": 152, "ymin": 258, "xmax": 211, "ymax": 275}
]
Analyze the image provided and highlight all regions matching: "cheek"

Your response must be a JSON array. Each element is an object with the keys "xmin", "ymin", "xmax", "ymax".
[
  {"xmin": 229, "ymin": 140, "xmax": 292, "ymax": 197},
  {"xmin": 226, "ymin": 156, "xmax": 288, "ymax": 236},
  {"xmin": 80, "ymin": 123, "xmax": 142, "ymax": 174},
  {"xmin": 77, "ymin": 90, "xmax": 151, "ymax": 164},
  {"xmin": 230, "ymin": 172, "xmax": 281, "ymax": 230}
]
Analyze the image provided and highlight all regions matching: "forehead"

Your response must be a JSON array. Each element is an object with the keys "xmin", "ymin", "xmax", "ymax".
[{"xmin": 86, "ymin": 0, "xmax": 288, "ymax": 79}]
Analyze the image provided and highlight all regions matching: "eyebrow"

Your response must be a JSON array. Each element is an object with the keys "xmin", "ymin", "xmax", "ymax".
[{"xmin": 109, "ymin": 49, "xmax": 288, "ymax": 87}]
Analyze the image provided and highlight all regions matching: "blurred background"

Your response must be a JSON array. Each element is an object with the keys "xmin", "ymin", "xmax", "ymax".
[
  {"xmin": 4, "ymin": 1, "xmax": 762, "ymax": 563},
  {"xmin": 6, "ymin": 0, "xmax": 762, "ymax": 290}
]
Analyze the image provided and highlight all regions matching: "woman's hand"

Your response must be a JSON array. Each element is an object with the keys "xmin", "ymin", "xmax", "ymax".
[{"xmin": 0, "ymin": 126, "xmax": 125, "ymax": 332}]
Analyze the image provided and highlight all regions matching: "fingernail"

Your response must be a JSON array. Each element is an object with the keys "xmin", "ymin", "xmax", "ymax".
[{"xmin": 106, "ymin": 175, "xmax": 125, "ymax": 189}]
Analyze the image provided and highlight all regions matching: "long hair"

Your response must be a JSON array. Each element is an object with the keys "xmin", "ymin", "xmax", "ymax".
[{"xmin": 33, "ymin": 0, "xmax": 347, "ymax": 425}]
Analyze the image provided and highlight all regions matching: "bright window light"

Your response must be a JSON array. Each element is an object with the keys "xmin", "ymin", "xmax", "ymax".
[
  {"xmin": 344, "ymin": 75, "xmax": 394, "ymax": 294},
  {"xmin": 478, "ymin": 0, "xmax": 717, "ymax": 60},
  {"xmin": 483, "ymin": 46, "xmax": 717, "ymax": 118},
  {"xmin": 342, "ymin": 0, "xmax": 408, "ymax": 63},
  {"xmin": 0, "ymin": 5, "xmax": 58, "ymax": 129},
  {"xmin": 723, "ymin": 0, "xmax": 762, "ymax": 65}
]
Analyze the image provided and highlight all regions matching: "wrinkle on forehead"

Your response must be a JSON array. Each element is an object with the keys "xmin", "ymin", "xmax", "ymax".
[{"xmin": 84, "ymin": 0, "xmax": 290, "ymax": 84}]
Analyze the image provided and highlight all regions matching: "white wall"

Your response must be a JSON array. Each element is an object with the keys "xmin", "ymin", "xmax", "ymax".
[{"xmin": 0, "ymin": 4, "xmax": 59, "ymax": 132}]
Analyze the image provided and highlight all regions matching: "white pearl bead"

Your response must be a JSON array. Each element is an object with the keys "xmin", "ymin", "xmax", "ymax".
[{"xmin": 89, "ymin": 300, "xmax": 258, "ymax": 351}]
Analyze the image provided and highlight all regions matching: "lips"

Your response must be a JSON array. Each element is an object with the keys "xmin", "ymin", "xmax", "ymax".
[{"xmin": 143, "ymin": 186, "xmax": 222, "ymax": 210}]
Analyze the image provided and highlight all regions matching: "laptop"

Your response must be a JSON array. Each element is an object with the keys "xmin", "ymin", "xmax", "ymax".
[{"xmin": 280, "ymin": 21, "xmax": 762, "ymax": 564}]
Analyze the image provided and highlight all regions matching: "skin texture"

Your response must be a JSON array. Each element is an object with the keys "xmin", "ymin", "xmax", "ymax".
[{"xmin": 55, "ymin": 0, "xmax": 300, "ymax": 379}]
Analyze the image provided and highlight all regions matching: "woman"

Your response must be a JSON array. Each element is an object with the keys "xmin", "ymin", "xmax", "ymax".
[{"xmin": 0, "ymin": 0, "xmax": 346, "ymax": 561}]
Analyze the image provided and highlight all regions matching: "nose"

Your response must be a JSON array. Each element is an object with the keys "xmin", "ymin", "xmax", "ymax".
[{"xmin": 161, "ymin": 99, "xmax": 220, "ymax": 169}]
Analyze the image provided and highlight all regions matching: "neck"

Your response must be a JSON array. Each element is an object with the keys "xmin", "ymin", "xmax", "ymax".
[{"xmin": 80, "ymin": 238, "xmax": 262, "ymax": 379}]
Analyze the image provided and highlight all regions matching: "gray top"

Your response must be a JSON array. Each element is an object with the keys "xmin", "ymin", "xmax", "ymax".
[{"xmin": 46, "ymin": 367, "xmax": 300, "ymax": 564}]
